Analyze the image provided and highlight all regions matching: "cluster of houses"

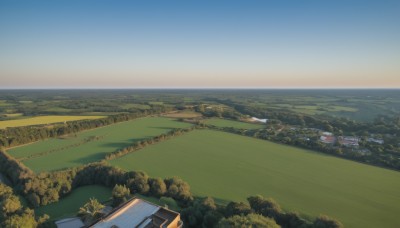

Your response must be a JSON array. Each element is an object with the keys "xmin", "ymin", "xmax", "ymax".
[{"xmin": 319, "ymin": 131, "xmax": 384, "ymax": 147}]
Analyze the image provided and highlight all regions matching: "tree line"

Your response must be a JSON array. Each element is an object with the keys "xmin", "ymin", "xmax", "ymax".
[
  {"xmin": 0, "ymin": 108, "xmax": 171, "ymax": 148},
  {"xmin": 181, "ymin": 194, "xmax": 343, "ymax": 228},
  {"xmin": 0, "ymin": 150, "xmax": 193, "ymax": 209},
  {"xmin": 104, "ymin": 125, "xmax": 201, "ymax": 160}
]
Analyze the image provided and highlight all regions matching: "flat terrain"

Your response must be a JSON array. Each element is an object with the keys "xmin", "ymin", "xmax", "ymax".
[
  {"xmin": 205, "ymin": 118, "xmax": 265, "ymax": 129},
  {"xmin": 109, "ymin": 130, "xmax": 400, "ymax": 228},
  {"xmin": 8, "ymin": 117, "xmax": 191, "ymax": 173},
  {"xmin": 0, "ymin": 115, "xmax": 105, "ymax": 129},
  {"xmin": 35, "ymin": 185, "xmax": 111, "ymax": 220},
  {"xmin": 162, "ymin": 111, "xmax": 202, "ymax": 118}
]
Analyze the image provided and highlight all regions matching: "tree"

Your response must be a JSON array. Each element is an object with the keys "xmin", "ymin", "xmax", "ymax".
[
  {"xmin": 225, "ymin": 201, "xmax": 252, "ymax": 217},
  {"xmin": 27, "ymin": 193, "xmax": 41, "ymax": 208},
  {"xmin": 78, "ymin": 198, "xmax": 105, "ymax": 225},
  {"xmin": 278, "ymin": 212, "xmax": 310, "ymax": 228},
  {"xmin": 203, "ymin": 210, "xmax": 223, "ymax": 228},
  {"xmin": 181, "ymin": 197, "xmax": 221, "ymax": 228},
  {"xmin": 126, "ymin": 171, "xmax": 150, "ymax": 194},
  {"xmin": 2, "ymin": 209, "xmax": 37, "ymax": 228},
  {"xmin": 201, "ymin": 197, "xmax": 217, "ymax": 211},
  {"xmin": 165, "ymin": 177, "xmax": 193, "ymax": 203},
  {"xmin": 218, "ymin": 214, "xmax": 280, "ymax": 228},
  {"xmin": 112, "ymin": 184, "xmax": 131, "ymax": 207},
  {"xmin": 1, "ymin": 195, "xmax": 22, "ymax": 215},
  {"xmin": 149, "ymin": 178, "xmax": 167, "ymax": 197},
  {"xmin": 247, "ymin": 195, "xmax": 282, "ymax": 219},
  {"xmin": 313, "ymin": 215, "xmax": 343, "ymax": 228},
  {"xmin": 0, "ymin": 184, "xmax": 13, "ymax": 197}
]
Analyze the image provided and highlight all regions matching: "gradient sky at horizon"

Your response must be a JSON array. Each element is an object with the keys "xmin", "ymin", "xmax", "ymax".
[{"xmin": 1, "ymin": 0, "xmax": 399, "ymax": 88}]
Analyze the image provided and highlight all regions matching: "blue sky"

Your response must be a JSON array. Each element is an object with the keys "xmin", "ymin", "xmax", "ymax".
[{"xmin": 0, "ymin": 0, "xmax": 399, "ymax": 88}]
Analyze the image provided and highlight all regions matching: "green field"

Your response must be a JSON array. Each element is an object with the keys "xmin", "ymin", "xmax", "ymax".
[
  {"xmin": 205, "ymin": 118, "xmax": 265, "ymax": 129},
  {"xmin": 135, "ymin": 194, "xmax": 181, "ymax": 212},
  {"xmin": 4, "ymin": 113, "xmax": 24, "ymax": 118},
  {"xmin": 35, "ymin": 185, "xmax": 111, "ymax": 220},
  {"xmin": 0, "ymin": 115, "xmax": 105, "ymax": 129},
  {"xmin": 8, "ymin": 117, "xmax": 192, "ymax": 173},
  {"xmin": 121, "ymin": 103, "xmax": 151, "ymax": 110},
  {"xmin": 109, "ymin": 130, "xmax": 400, "ymax": 228},
  {"xmin": 270, "ymin": 104, "xmax": 358, "ymax": 115}
]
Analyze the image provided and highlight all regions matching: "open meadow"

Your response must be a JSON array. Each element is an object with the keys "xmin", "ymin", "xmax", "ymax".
[
  {"xmin": 8, "ymin": 117, "xmax": 192, "ymax": 173},
  {"xmin": 0, "ymin": 115, "xmax": 105, "ymax": 129},
  {"xmin": 109, "ymin": 129, "xmax": 400, "ymax": 228},
  {"xmin": 162, "ymin": 111, "xmax": 202, "ymax": 119},
  {"xmin": 35, "ymin": 185, "xmax": 111, "ymax": 220}
]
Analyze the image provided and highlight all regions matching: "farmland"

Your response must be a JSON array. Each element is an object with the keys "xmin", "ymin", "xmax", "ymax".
[
  {"xmin": 204, "ymin": 118, "xmax": 265, "ymax": 129},
  {"xmin": 35, "ymin": 185, "xmax": 111, "ymax": 220},
  {"xmin": 8, "ymin": 117, "xmax": 191, "ymax": 173},
  {"xmin": 0, "ymin": 115, "xmax": 105, "ymax": 129},
  {"xmin": 109, "ymin": 129, "xmax": 400, "ymax": 228},
  {"xmin": 162, "ymin": 111, "xmax": 202, "ymax": 119}
]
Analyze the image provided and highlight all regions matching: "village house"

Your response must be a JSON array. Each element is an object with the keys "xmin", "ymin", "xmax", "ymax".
[
  {"xmin": 338, "ymin": 136, "xmax": 360, "ymax": 147},
  {"xmin": 367, "ymin": 138, "xmax": 384, "ymax": 145},
  {"xmin": 319, "ymin": 132, "xmax": 336, "ymax": 144},
  {"xmin": 320, "ymin": 135, "xmax": 336, "ymax": 144}
]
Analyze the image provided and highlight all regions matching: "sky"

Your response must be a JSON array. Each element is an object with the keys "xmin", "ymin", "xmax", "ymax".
[{"xmin": 0, "ymin": 0, "xmax": 399, "ymax": 88}]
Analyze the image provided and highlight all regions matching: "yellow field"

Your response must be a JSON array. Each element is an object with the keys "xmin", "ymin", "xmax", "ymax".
[{"xmin": 0, "ymin": 115, "xmax": 105, "ymax": 129}]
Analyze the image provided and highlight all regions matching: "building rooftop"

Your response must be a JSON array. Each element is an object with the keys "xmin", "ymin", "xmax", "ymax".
[
  {"xmin": 90, "ymin": 198, "xmax": 181, "ymax": 228},
  {"xmin": 55, "ymin": 217, "xmax": 85, "ymax": 228}
]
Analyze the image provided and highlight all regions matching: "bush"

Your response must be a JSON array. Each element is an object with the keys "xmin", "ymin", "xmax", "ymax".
[{"xmin": 218, "ymin": 213, "xmax": 280, "ymax": 228}]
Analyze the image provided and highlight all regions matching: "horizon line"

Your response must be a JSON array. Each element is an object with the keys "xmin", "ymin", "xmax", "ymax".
[{"xmin": 0, "ymin": 86, "xmax": 400, "ymax": 90}]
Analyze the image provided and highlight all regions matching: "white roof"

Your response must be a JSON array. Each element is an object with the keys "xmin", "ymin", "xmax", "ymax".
[
  {"xmin": 55, "ymin": 217, "xmax": 84, "ymax": 228},
  {"xmin": 251, "ymin": 117, "xmax": 267, "ymax": 123},
  {"xmin": 92, "ymin": 199, "xmax": 160, "ymax": 228}
]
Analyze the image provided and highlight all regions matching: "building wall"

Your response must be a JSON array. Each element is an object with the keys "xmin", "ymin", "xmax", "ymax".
[{"xmin": 167, "ymin": 214, "xmax": 181, "ymax": 228}]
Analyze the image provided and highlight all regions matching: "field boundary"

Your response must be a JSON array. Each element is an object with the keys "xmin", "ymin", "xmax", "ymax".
[{"xmin": 104, "ymin": 125, "xmax": 201, "ymax": 160}]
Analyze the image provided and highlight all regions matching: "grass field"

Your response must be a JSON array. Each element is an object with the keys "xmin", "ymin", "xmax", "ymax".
[
  {"xmin": 163, "ymin": 111, "xmax": 202, "ymax": 118},
  {"xmin": 205, "ymin": 118, "xmax": 265, "ymax": 129},
  {"xmin": 3, "ymin": 113, "xmax": 24, "ymax": 118},
  {"xmin": 8, "ymin": 117, "xmax": 192, "ymax": 173},
  {"xmin": 0, "ymin": 115, "xmax": 105, "ymax": 129},
  {"xmin": 270, "ymin": 104, "xmax": 358, "ymax": 115},
  {"xmin": 109, "ymin": 130, "xmax": 400, "ymax": 228},
  {"xmin": 121, "ymin": 103, "xmax": 151, "ymax": 110},
  {"xmin": 35, "ymin": 185, "xmax": 111, "ymax": 220}
]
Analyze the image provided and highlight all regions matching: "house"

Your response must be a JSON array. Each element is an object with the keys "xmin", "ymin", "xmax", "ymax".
[
  {"xmin": 55, "ymin": 198, "xmax": 182, "ymax": 228},
  {"xmin": 338, "ymin": 136, "xmax": 360, "ymax": 147},
  {"xmin": 55, "ymin": 218, "xmax": 85, "ymax": 228},
  {"xmin": 251, "ymin": 117, "xmax": 268, "ymax": 123},
  {"xmin": 367, "ymin": 138, "xmax": 384, "ymax": 145},
  {"xmin": 320, "ymin": 135, "xmax": 336, "ymax": 144},
  {"xmin": 90, "ymin": 198, "xmax": 182, "ymax": 228}
]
